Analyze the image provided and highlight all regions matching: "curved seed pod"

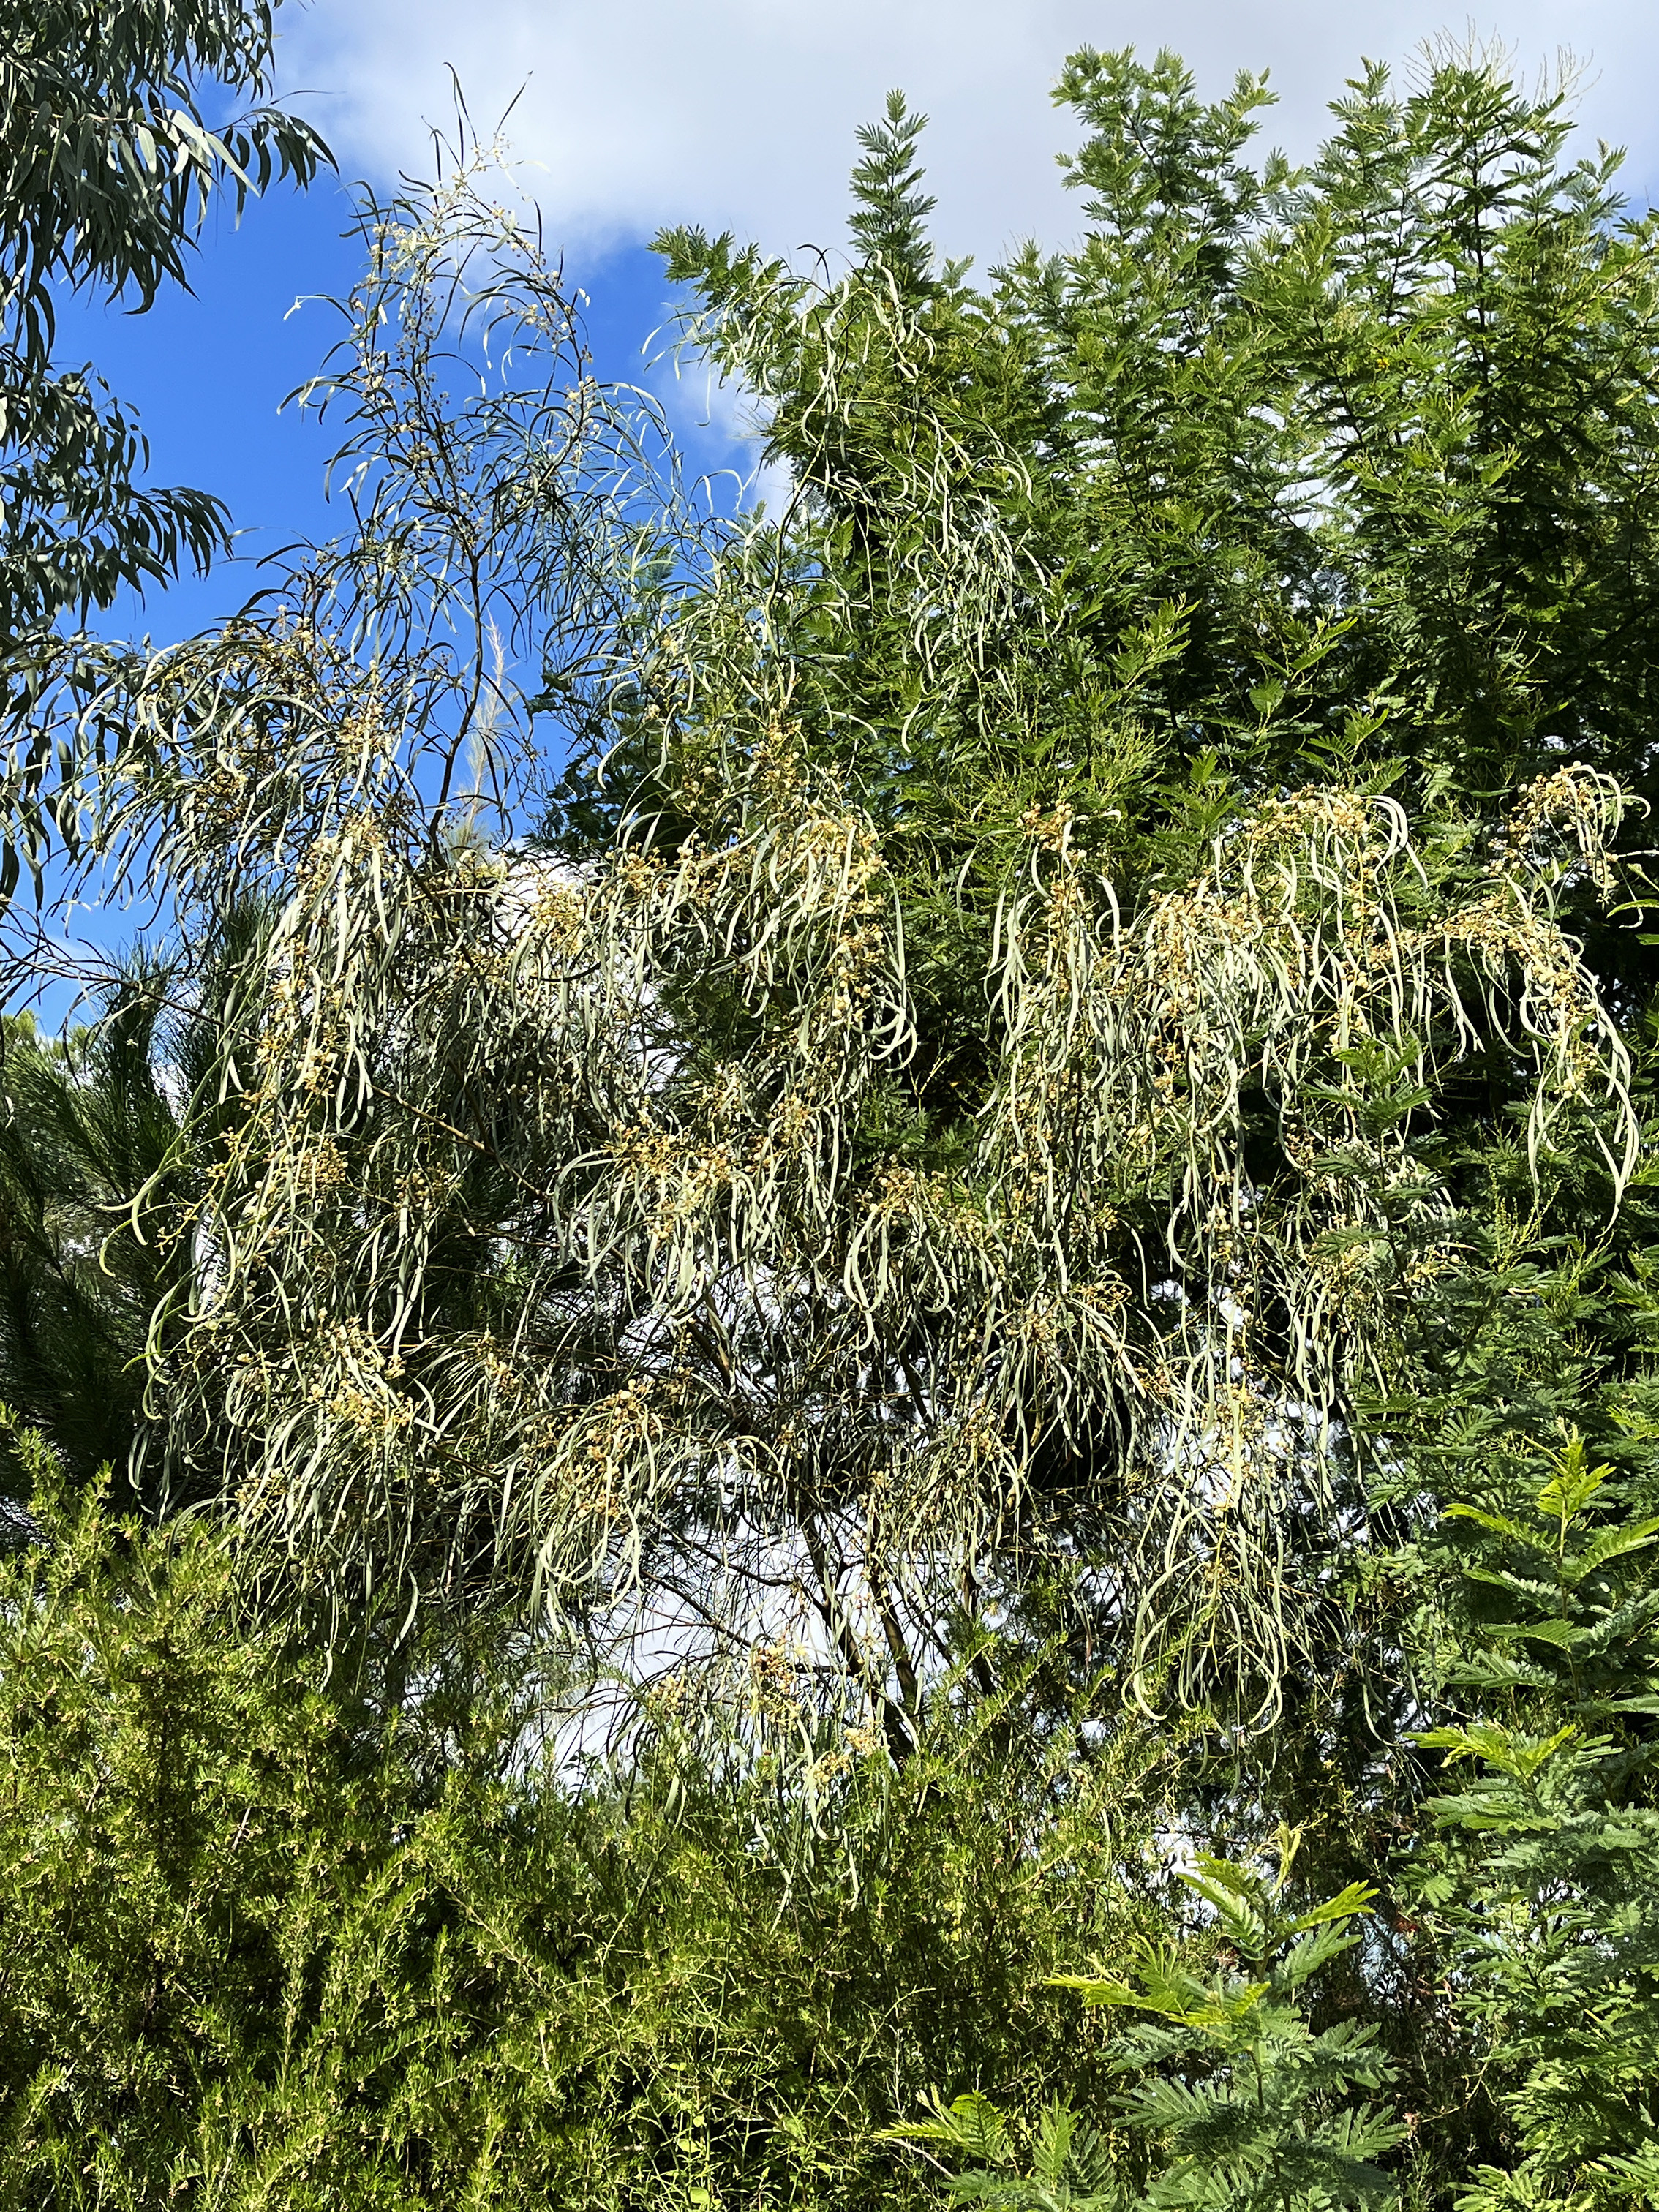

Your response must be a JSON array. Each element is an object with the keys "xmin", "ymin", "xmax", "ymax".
[
  {"xmin": 0, "ymin": 138, "xmax": 1639, "ymax": 1728},
  {"xmin": 121, "ymin": 707, "xmax": 1635, "ymax": 1722}
]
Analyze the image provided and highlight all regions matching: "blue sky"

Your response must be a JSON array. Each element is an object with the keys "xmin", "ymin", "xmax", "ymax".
[
  {"xmin": 33, "ymin": 0, "xmax": 1659, "ymax": 1026},
  {"xmin": 55, "ymin": 184, "xmax": 688, "ymax": 646},
  {"xmin": 283, "ymin": 0, "xmax": 1659, "ymax": 266},
  {"xmin": 61, "ymin": 0, "xmax": 1659, "ymax": 650}
]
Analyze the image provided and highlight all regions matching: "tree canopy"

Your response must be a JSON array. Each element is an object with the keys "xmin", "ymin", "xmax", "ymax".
[
  {"xmin": 0, "ymin": 0, "xmax": 328, "ymax": 642},
  {"xmin": 2, "ymin": 25, "xmax": 1659, "ymax": 2211}
]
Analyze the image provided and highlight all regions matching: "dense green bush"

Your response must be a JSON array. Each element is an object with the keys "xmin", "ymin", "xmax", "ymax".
[
  {"xmin": 0, "ymin": 1456, "xmax": 1197, "ymax": 2209},
  {"xmin": 6, "ymin": 1438, "xmax": 1656, "ymax": 2208}
]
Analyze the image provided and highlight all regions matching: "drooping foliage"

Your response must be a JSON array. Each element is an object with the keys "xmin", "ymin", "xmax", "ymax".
[
  {"xmin": 5, "ymin": 61, "xmax": 1649, "ymax": 1739},
  {"xmin": 4, "ymin": 30, "xmax": 1659, "ymax": 2212}
]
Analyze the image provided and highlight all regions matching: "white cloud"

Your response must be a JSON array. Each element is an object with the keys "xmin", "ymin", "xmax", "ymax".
[{"xmin": 281, "ymin": 0, "xmax": 1659, "ymax": 278}]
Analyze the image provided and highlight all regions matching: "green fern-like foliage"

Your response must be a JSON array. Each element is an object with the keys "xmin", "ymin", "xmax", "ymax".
[
  {"xmin": 847, "ymin": 89, "xmax": 942, "ymax": 293},
  {"xmin": 1420, "ymin": 1724, "xmax": 1659, "ymax": 2212},
  {"xmin": 894, "ymin": 2091, "xmax": 1121, "ymax": 2211},
  {"xmin": 1416, "ymin": 1434, "xmax": 1659, "ymax": 2211},
  {"xmin": 894, "ymin": 1838, "xmax": 1402, "ymax": 2212}
]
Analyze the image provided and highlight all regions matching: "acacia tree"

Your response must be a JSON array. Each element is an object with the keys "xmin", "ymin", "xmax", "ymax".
[
  {"xmin": 2, "ymin": 39, "xmax": 1659, "ymax": 2211},
  {"xmin": 628, "ymin": 46, "xmax": 1659, "ymax": 1717},
  {"xmin": 6, "ymin": 57, "xmax": 1647, "ymax": 1758}
]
